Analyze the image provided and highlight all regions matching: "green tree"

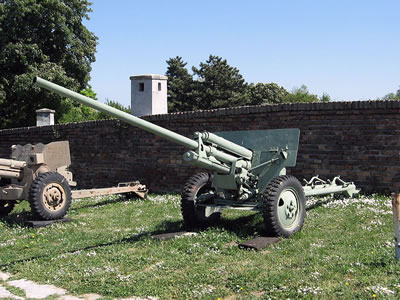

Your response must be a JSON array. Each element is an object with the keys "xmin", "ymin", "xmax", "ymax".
[
  {"xmin": 58, "ymin": 87, "xmax": 98, "ymax": 123},
  {"xmin": 192, "ymin": 55, "xmax": 249, "ymax": 109},
  {"xmin": 165, "ymin": 56, "xmax": 194, "ymax": 112},
  {"xmin": 165, "ymin": 55, "xmax": 330, "ymax": 111},
  {"xmin": 59, "ymin": 88, "xmax": 130, "ymax": 123},
  {"xmin": 381, "ymin": 86, "xmax": 400, "ymax": 100},
  {"xmin": 248, "ymin": 82, "xmax": 289, "ymax": 105},
  {"xmin": 96, "ymin": 99, "xmax": 130, "ymax": 120},
  {"xmin": 320, "ymin": 93, "xmax": 331, "ymax": 102},
  {"xmin": 283, "ymin": 85, "xmax": 329, "ymax": 103},
  {"xmin": 0, "ymin": 0, "xmax": 97, "ymax": 129}
]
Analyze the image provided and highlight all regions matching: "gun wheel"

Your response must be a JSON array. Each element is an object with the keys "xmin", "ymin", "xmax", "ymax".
[
  {"xmin": 181, "ymin": 172, "xmax": 220, "ymax": 229},
  {"xmin": 29, "ymin": 172, "xmax": 72, "ymax": 220},
  {"xmin": 0, "ymin": 201, "xmax": 15, "ymax": 217},
  {"xmin": 263, "ymin": 175, "xmax": 306, "ymax": 237}
]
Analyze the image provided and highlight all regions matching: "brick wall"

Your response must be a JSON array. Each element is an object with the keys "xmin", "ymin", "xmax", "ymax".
[{"xmin": 1, "ymin": 100, "xmax": 399, "ymax": 193}]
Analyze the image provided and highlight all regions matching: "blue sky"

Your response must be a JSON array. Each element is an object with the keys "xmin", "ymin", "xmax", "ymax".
[{"xmin": 85, "ymin": 0, "xmax": 400, "ymax": 107}]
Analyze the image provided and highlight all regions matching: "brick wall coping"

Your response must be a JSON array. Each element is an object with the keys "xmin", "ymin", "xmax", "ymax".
[{"xmin": 1, "ymin": 99, "xmax": 399, "ymax": 134}]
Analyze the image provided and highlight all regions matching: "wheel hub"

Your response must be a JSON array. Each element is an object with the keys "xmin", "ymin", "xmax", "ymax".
[
  {"xmin": 43, "ymin": 183, "xmax": 66, "ymax": 211},
  {"xmin": 277, "ymin": 189, "xmax": 299, "ymax": 228},
  {"xmin": 285, "ymin": 199, "xmax": 298, "ymax": 218}
]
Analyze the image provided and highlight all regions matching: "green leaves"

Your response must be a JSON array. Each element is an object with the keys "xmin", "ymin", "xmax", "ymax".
[
  {"xmin": 282, "ymin": 85, "xmax": 329, "ymax": 103},
  {"xmin": 0, "ymin": 0, "xmax": 98, "ymax": 128},
  {"xmin": 248, "ymin": 82, "xmax": 289, "ymax": 105},
  {"xmin": 166, "ymin": 55, "xmax": 329, "ymax": 113},
  {"xmin": 58, "ymin": 89, "xmax": 131, "ymax": 124},
  {"xmin": 166, "ymin": 56, "xmax": 193, "ymax": 112},
  {"xmin": 166, "ymin": 55, "xmax": 250, "ymax": 112},
  {"xmin": 381, "ymin": 86, "xmax": 400, "ymax": 100},
  {"xmin": 192, "ymin": 55, "xmax": 248, "ymax": 110}
]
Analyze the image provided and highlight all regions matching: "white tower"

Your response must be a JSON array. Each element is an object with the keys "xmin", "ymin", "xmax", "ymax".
[{"xmin": 130, "ymin": 74, "xmax": 168, "ymax": 117}]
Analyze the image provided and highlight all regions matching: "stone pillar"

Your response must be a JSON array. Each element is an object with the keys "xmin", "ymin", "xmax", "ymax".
[
  {"xmin": 36, "ymin": 108, "xmax": 55, "ymax": 126},
  {"xmin": 130, "ymin": 74, "xmax": 168, "ymax": 117}
]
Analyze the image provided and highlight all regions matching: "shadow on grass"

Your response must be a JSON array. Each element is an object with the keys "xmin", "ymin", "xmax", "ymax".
[
  {"xmin": 0, "ymin": 230, "xmax": 150, "ymax": 269},
  {"xmin": 0, "ymin": 194, "xmax": 142, "ymax": 227},
  {"xmin": 217, "ymin": 213, "xmax": 263, "ymax": 237},
  {"xmin": 152, "ymin": 212, "xmax": 262, "ymax": 239},
  {"xmin": 0, "ymin": 210, "xmax": 40, "ymax": 226},
  {"xmin": 71, "ymin": 194, "xmax": 142, "ymax": 211},
  {"xmin": 0, "ymin": 213, "xmax": 265, "ymax": 268}
]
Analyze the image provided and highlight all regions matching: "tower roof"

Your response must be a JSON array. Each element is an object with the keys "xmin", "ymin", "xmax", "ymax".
[{"xmin": 130, "ymin": 74, "xmax": 168, "ymax": 80}]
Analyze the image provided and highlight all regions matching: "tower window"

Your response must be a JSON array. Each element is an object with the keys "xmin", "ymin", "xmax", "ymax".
[
  {"xmin": 139, "ymin": 82, "xmax": 144, "ymax": 92},
  {"xmin": 158, "ymin": 82, "xmax": 161, "ymax": 91}
]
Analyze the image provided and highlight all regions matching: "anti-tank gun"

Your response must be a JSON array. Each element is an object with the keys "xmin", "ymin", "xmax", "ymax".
[
  {"xmin": 0, "ymin": 141, "xmax": 75, "ymax": 219},
  {"xmin": 34, "ymin": 77, "xmax": 359, "ymax": 237},
  {"xmin": 0, "ymin": 140, "xmax": 147, "ymax": 221}
]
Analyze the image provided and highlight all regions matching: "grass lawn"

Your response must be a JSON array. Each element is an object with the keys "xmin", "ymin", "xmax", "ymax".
[{"xmin": 0, "ymin": 193, "xmax": 399, "ymax": 299}]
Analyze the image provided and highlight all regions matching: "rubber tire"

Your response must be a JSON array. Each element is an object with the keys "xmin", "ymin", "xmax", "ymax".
[
  {"xmin": 29, "ymin": 172, "xmax": 72, "ymax": 220},
  {"xmin": 0, "ymin": 201, "xmax": 15, "ymax": 217},
  {"xmin": 181, "ymin": 172, "xmax": 220, "ymax": 229},
  {"xmin": 263, "ymin": 175, "xmax": 306, "ymax": 237}
]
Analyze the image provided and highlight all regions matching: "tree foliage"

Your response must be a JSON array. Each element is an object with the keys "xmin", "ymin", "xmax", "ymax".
[
  {"xmin": 167, "ymin": 55, "xmax": 252, "ymax": 112},
  {"xmin": 248, "ymin": 82, "xmax": 289, "ymax": 105},
  {"xmin": 58, "ymin": 87, "xmax": 98, "ymax": 123},
  {"xmin": 166, "ymin": 55, "xmax": 329, "ymax": 112},
  {"xmin": 59, "ymin": 88, "xmax": 130, "ymax": 124},
  {"xmin": 165, "ymin": 56, "xmax": 193, "ymax": 112},
  {"xmin": 282, "ymin": 85, "xmax": 330, "ymax": 103},
  {"xmin": 381, "ymin": 86, "xmax": 400, "ymax": 100},
  {"xmin": 0, "ymin": 0, "xmax": 97, "ymax": 129},
  {"xmin": 96, "ymin": 99, "xmax": 131, "ymax": 120},
  {"xmin": 191, "ymin": 55, "xmax": 249, "ymax": 109}
]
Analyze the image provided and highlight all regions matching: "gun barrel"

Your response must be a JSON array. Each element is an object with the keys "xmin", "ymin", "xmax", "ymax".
[
  {"xmin": 0, "ymin": 159, "xmax": 26, "ymax": 169},
  {"xmin": 200, "ymin": 132, "xmax": 253, "ymax": 160},
  {"xmin": 0, "ymin": 169, "xmax": 21, "ymax": 178},
  {"xmin": 34, "ymin": 77, "xmax": 198, "ymax": 150},
  {"xmin": 0, "ymin": 159, "xmax": 25, "ymax": 179},
  {"xmin": 34, "ymin": 77, "xmax": 253, "ymax": 170}
]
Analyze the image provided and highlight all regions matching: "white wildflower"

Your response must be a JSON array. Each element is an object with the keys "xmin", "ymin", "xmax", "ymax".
[
  {"xmin": 297, "ymin": 286, "xmax": 322, "ymax": 295},
  {"xmin": 191, "ymin": 284, "xmax": 215, "ymax": 298},
  {"xmin": 367, "ymin": 285, "xmax": 395, "ymax": 295},
  {"xmin": 311, "ymin": 272, "xmax": 321, "ymax": 280},
  {"xmin": 117, "ymin": 274, "xmax": 132, "ymax": 281},
  {"xmin": 104, "ymin": 265, "xmax": 116, "ymax": 272},
  {"xmin": 310, "ymin": 240, "xmax": 325, "ymax": 248},
  {"xmin": 0, "ymin": 238, "xmax": 16, "ymax": 247},
  {"xmin": 86, "ymin": 250, "xmax": 97, "ymax": 257}
]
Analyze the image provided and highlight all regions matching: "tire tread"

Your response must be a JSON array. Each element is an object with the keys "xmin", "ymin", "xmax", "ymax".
[
  {"xmin": 181, "ymin": 172, "xmax": 219, "ymax": 229},
  {"xmin": 29, "ymin": 172, "xmax": 72, "ymax": 220},
  {"xmin": 263, "ymin": 175, "xmax": 305, "ymax": 237}
]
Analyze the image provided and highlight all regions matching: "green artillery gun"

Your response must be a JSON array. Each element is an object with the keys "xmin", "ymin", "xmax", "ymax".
[{"xmin": 34, "ymin": 77, "xmax": 359, "ymax": 237}]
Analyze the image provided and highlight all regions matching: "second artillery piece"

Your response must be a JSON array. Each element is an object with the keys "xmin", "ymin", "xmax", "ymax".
[
  {"xmin": 34, "ymin": 77, "xmax": 359, "ymax": 237},
  {"xmin": 0, "ymin": 141, "xmax": 75, "ymax": 220},
  {"xmin": 0, "ymin": 141, "xmax": 147, "ymax": 221}
]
